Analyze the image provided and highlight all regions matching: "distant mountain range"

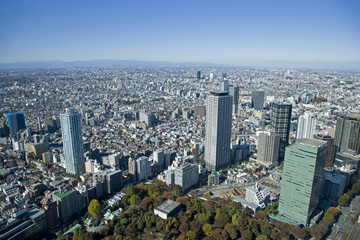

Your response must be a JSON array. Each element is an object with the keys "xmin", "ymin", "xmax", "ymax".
[
  {"xmin": 0, "ymin": 60, "xmax": 224, "ymax": 69},
  {"xmin": 0, "ymin": 59, "xmax": 359, "ymax": 70}
]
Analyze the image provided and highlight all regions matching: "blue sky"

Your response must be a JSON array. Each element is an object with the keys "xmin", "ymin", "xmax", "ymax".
[{"xmin": 0, "ymin": 0, "xmax": 359, "ymax": 68}]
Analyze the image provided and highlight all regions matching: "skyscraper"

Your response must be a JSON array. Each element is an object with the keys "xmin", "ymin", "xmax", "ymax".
[
  {"xmin": 314, "ymin": 134, "xmax": 336, "ymax": 169},
  {"xmin": 60, "ymin": 109, "xmax": 85, "ymax": 175},
  {"xmin": 205, "ymin": 91, "xmax": 232, "ymax": 170},
  {"xmin": 256, "ymin": 131, "xmax": 281, "ymax": 167},
  {"xmin": 7, "ymin": 112, "xmax": 26, "ymax": 140},
  {"xmin": 197, "ymin": 71, "xmax": 201, "ymax": 80},
  {"xmin": 252, "ymin": 91, "xmax": 265, "ymax": 110},
  {"xmin": 334, "ymin": 115, "xmax": 360, "ymax": 153},
  {"xmin": 296, "ymin": 111, "xmax": 317, "ymax": 139},
  {"xmin": 229, "ymin": 85, "xmax": 239, "ymax": 115},
  {"xmin": 277, "ymin": 139, "xmax": 327, "ymax": 226},
  {"xmin": 219, "ymin": 80, "xmax": 229, "ymax": 92},
  {"xmin": 271, "ymin": 102, "xmax": 292, "ymax": 161}
]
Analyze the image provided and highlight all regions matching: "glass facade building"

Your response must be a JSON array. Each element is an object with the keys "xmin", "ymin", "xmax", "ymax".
[{"xmin": 277, "ymin": 139, "xmax": 327, "ymax": 226}]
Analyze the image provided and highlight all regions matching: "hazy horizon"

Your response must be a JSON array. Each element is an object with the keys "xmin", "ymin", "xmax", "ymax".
[{"xmin": 1, "ymin": 0, "xmax": 359, "ymax": 70}]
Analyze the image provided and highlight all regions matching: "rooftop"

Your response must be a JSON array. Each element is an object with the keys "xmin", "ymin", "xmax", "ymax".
[
  {"xmin": 210, "ymin": 91, "xmax": 229, "ymax": 96},
  {"xmin": 298, "ymin": 138, "xmax": 326, "ymax": 147},
  {"xmin": 155, "ymin": 199, "xmax": 181, "ymax": 214},
  {"xmin": 53, "ymin": 189, "xmax": 74, "ymax": 199}
]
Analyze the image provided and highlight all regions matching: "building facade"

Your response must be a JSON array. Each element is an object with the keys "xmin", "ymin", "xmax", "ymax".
[
  {"xmin": 296, "ymin": 112, "xmax": 317, "ymax": 139},
  {"xmin": 229, "ymin": 85, "xmax": 239, "ymax": 115},
  {"xmin": 334, "ymin": 115, "xmax": 360, "ymax": 154},
  {"xmin": 136, "ymin": 156, "xmax": 151, "ymax": 181},
  {"xmin": 53, "ymin": 189, "xmax": 80, "ymax": 223},
  {"xmin": 7, "ymin": 112, "xmax": 26, "ymax": 140},
  {"xmin": 252, "ymin": 91, "xmax": 265, "ymax": 110},
  {"xmin": 205, "ymin": 91, "xmax": 232, "ymax": 170},
  {"xmin": 277, "ymin": 139, "xmax": 327, "ymax": 226},
  {"xmin": 60, "ymin": 109, "xmax": 85, "ymax": 175},
  {"xmin": 271, "ymin": 102, "xmax": 292, "ymax": 162},
  {"xmin": 256, "ymin": 131, "xmax": 281, "ymax": 167},
  {"xmin": 314, "ymin": 134, "xmax": 336, "ymax": 169},
  {"xmin": 174, "ymin": 163, "xmax": 199, "ymax": 193}
]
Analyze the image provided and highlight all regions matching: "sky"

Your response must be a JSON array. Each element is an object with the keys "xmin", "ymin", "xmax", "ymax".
[{"xmin": 0, "ymin": 0, "xmax": 359, "ymax": 68}]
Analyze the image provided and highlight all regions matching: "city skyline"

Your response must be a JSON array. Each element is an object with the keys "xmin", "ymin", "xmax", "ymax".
[{"xmin": 0, "ymin": 0, "xmax": 359, "ymax": 70}]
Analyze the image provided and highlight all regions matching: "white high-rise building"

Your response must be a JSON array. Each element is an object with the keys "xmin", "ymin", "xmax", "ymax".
[
  {"xmin": 257, "ymin": 131, "xmax": 281, "ymax": 167},
  {"xmin": 296, "ymin": 112, "xmax": 317, "ymax": 139},
  {"xmin": 245, "ymin": 183, "xmax": 270, "ymax": 209},
  {"xmin": 136, "ymin": 156, "xmax": 151, "ymax": 181},
  {"xmin": 174, "ymin": 163, "xmax": 199, "ymax": 193},
  {"xmin": 219, "ymin": 80, "xmax": 229, "ymax": 92},
  {"xmin": 60, "ymin": 109, "xmax": 85, "ymax": 175},
  {"xmin": 205, "ymin": 91, "xmax": 232, "ymax": 170}
]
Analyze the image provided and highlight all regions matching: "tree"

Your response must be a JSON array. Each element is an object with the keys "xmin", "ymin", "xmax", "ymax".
[
  {"xmin": 72, "ymin": 228, "xmax": 83, "ymax": 240},
  {"xmin": 352, "ymin": 183, "xmax": 360, "ymax": 195},
  {"xmin": 211, "ymin": 228, "xmax": 229, "ymax": 240},
  {"xmin": 291, "ymin": 227, "xmax": 307, "ymax": 239},
  {"xmin": 88, "ymin": 199, "xmax": 102, "ymax": 218},
  {"xmin": 243, "ymin": 207, "xmax": 254, "ymax": 216},
  {"xmin": 82, "ymin": 232, "xmax": 94, "ymax": 240},
  {"xmin": 186, "ymin": 230, "xmax": 197, "ymax": 240},
  {"xmin": 227, "ymin": 228, "xmax": 238, "ymax": 240},
  {"xmin": 338, "ymin": 193, "xmax": 350, "ymax": 206},
  {"xmin": 241, "ymin": 229, "xmax": 253, "ymax": 240},
  {"xmin": 256, "ymin": 235, "xmax": 268, "ymax": 240},
  {"xmin": 255, "ymin": 211, "xmax": 268, "ymax": 220},
  {"xmin": 203, "ymin": 223, "xmax": 213, "ymax": 235},
  {"xmin": 310, "ymin": 223, "xmax": 328, "ymax": 240},
  {"xmin": 56, "ymin": 230, "xmax": 63, "ymax": 239}
]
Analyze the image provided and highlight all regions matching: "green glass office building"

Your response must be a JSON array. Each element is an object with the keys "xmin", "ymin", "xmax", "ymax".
[{"xmin": 277, "ymin": 139, "xmax": 327, "ymax": 226}]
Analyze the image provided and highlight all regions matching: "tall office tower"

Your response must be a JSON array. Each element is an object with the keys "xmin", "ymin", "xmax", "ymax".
[
  {"xmin": 257, "ymin": 131, "xmax": 281, "ymax": 167},
  {"xmin": 277, "ymin": 139, "xmax": 327, "ymax": 226},
  {"xmin": 334, "ymin": 115, "xmax": 360, "ymax": 153},
  {"xmin": 229, "ymin": 85, "xmax": 239, "ymax": 115},
  {"xmin": 205, "ymin": 91, "xmax": 233, "ymax": 170},
  {"xmin": 219, "ymin": 80, "xmax": 229, "ymax": 92},
  {"xmin": 7, "ymin": 112, "xmax": 26, "ymax": 140},
  {"xmin": 296, "ymin": 112, "xmax": 317, "ymax": 139},
  {"xmin": 197, "ymin": 71, "xmax": 201, "ymax": 80},
  {"xmin": 252, "ymin": 91, "xmax": 265, "ymax": 110},
  {"xmin": 271, "ymin": 102, "xmax": 292, "ymax": 161},
  {"xmin": 314, "ymin": 134, "xmax": 336, "ymax": 169},
  {"xmin": 60, "ymin": 109, "xmax": 85, "ymax": 175}
]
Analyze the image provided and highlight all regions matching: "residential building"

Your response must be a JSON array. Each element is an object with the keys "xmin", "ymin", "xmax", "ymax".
[
  {"xmin": 205, "ymin": 91, "xmax": 232, "ymax": 170},
  {"xmin": 174, "ymin": 163, "xmax": 199, "ymax": 193},
  {"xmin": 136, "ymin": 156, "xmax": 151, "ymax": 181},
  {"xmin": 314, "ymin": 134, "xmax": 336, "ymax": 168},
  {"xmin": 321, "ymin": 169, "xmax": 346, "ymax": 205},
  {"xmin": 334, "ymin": 115, "xmax": 360, "ymax": 153},
  {"xmin": 256, "ymin": 131, "xmax": 280, "ymax": 167},
  {"xmin": 296, "ymin": 112, "xmax": 317, "ymax": 139},
  {"xmin": 252, "ymin": 91, "xmax": 265, "ymax": 110},
  {"xmin": 229, "ymin": 85, "xmax": 239, "ymax": 114},
  {"xmin": 60, "ymin": 109, "xmax": 85, "ymax": 175},
  {"xmin": 53, "ymin": 189, "xmax": 80, "ymax": 223}
]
